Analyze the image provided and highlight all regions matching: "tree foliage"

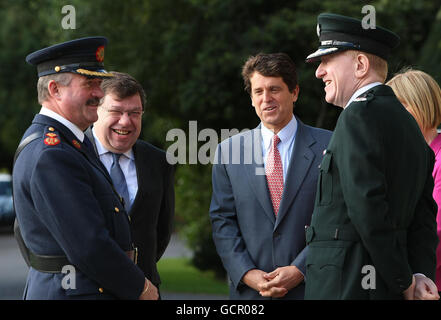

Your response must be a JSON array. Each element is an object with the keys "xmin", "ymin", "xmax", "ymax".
[{"xmin": 1, "ymin": 0, "xmax": 440, "ymax": 277}]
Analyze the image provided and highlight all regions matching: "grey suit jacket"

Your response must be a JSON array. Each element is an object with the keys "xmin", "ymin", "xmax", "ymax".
[{"xmin": 209, "ymin": 117, "xmax": 331, "ymax": 299}]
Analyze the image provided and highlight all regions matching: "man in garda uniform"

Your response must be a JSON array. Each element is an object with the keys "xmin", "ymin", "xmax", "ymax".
[
  {"xmin": 13, "ymin": 37, "xmax": 152, "ymax": 299},
  {"xmin": 304, "ymin": 13, "xmax": 439, "ymax": 300}
]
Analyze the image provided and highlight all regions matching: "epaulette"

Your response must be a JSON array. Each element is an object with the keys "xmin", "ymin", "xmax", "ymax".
[
  {"xmin": 43, "ymin": 126, "xmax": 61, "ymax": 147},
  {"xmin": 353, "ymin": 89, "xmax": 375, "ymax": 103},
  {"xmin": 353, "ymin": 96, "xmax": 367, "ymax": 102}
]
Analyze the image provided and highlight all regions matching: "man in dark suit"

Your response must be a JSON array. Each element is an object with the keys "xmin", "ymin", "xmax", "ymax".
[
  {"xmin": 209, "ymin": 53, "xmax": 332, "ymax": 299},
  {"xmin": 304, "ymin": 13, "xmax": 439, "ymax": 300},
  {"xmin": 87, "ymin": 71, "xmax": 174, "ymax": 299},
  {"xmin": 13, "ymin": 37, "xmax": 150, "ymax": 299}
]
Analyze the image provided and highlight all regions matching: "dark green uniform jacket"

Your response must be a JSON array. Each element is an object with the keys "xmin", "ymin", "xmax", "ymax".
[{"xmin": 305, "ymin": 84, "xmax": 438, "ymax": 300}]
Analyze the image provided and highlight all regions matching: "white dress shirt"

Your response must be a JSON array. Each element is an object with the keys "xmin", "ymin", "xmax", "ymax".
[
  {"xmin": 92, "ymin": 127, "xmax": 138, "ymax": 207},
  {"xmin": 260, "ymin": 115, "xmax": 298, "ymax": 183},
  {"xmin": 344, "ymin": 82, "xmax": 382, "ymax": 109},
  {"xmin": 39, "ymin": 107, "xmax": 85, "ymax": 142}
]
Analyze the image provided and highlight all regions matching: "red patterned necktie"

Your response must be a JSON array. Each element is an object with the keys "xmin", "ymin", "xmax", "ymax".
[{"xmin": 266, "ymin": 135, "xmax": 284, "ymax": 216}]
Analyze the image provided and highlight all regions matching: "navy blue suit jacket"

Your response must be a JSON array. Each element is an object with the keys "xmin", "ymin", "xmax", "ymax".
[
  {"xmin": 85, "ymin": 128, "xmax": 175, "ymax": 287},
  {"xmin": 209, "ymin": 117, "xmax": 331, "ymax": 299},
  {"xmin": 13, "ymin": 114, "xmax": 145, "ymax": 299}
]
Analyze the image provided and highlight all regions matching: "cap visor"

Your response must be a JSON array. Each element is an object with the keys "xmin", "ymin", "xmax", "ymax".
[{"xmin": 305, "ymin": 47, "xmax": 339, "ymax": 63}]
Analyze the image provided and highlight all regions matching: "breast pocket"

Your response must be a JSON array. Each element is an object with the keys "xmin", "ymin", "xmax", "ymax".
[{"xmin": 317, "ymin": 151, "xmax": 333, "ymax": 206}]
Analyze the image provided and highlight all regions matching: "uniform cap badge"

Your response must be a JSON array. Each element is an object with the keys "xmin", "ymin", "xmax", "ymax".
[{"xmin": 95, "ymin": 45, "xmax": 105, "ymax": 62}]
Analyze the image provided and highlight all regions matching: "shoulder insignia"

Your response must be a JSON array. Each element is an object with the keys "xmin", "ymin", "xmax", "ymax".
[
  {"xmin": 72, "ymin": 139, "xmax": 81, "ymax": 149},
  {"xmin": 44, "ymin": 132, "xmax": 60, "ymax": 146}
]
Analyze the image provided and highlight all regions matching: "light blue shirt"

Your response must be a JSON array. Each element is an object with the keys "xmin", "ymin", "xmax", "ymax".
[
  {"xmin": 92, "ymin": 127, "xmax": 138, "ymax": 207},
  {"xmin": 260, "ymin": 115, "xmax": 298, "ymax": 183}
]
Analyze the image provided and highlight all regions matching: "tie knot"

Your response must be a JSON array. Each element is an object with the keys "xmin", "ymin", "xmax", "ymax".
[
  {"xmin": 111, "ymin": 152, "xmax": 122, "ymax": 163},
  {"xmin": 272, "ymin": 135, "xmax": 281, "ymax": 146}
]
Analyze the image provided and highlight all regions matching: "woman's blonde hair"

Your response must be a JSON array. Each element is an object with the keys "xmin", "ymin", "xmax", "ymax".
[{"xmin": 387, "ymin": 68, "xmax": 441, "ymax": 130}]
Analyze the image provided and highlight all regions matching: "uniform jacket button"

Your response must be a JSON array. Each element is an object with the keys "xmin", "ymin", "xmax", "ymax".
[
  {"xmin": 114, "ymin": 207, "xmax": 120, "ymax": 213},
  {"xmin": 98, "ymin": 288, "xmax": 104, "ymax": 293}
]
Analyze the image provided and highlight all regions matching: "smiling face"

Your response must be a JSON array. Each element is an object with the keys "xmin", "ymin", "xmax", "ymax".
[
  {"xmin": 315, "ymin": 51, "xmax": 358, "ymax": 108},
  {"xmin": 56, "ymin": 74, "xmax": 104, "ymax": 130},
  {"xmin": 94, "ymin": 92, "xmax": 143, "ymax": 153},
  {"xmin": 250, "ymin": 72, "xmax": 299, "ymax": 133}
]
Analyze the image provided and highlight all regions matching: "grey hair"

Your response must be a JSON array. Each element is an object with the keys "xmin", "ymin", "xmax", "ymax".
[{"xmin": 37, "ymin": 73, "xmax": 73, "ymax": 104}]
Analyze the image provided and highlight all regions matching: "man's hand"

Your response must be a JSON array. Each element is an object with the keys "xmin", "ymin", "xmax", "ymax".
[
  {"xmin": 414, "ymin": 274, "xmax": 440, "ymax": 300},
  {"xmin": 258, "ymin": 266, "xmax": 304, "ymax": 298},
  {"xmin": 242, "ymin": 269, "xmax": 269, "ymax": 292},
  {"xmin": 139, "ymin": 278, "xmax": 159, "ymax": 300}
]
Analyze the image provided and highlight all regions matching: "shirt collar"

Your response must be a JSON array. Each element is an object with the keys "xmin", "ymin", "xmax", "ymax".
[
  {"xmin": 344, "ymin": 82, "xmax": 382, "ymax": 109},
  {"xmin": 40, "ymin": 107, "xmax": 85, "ymax": 142},
  {"xmin": 261, "ymin": 114, "xmax": 297, "ymax": 151},
  {"xmin": 91, "ymin": 126, "xmax": 134, "ymax": 160}
]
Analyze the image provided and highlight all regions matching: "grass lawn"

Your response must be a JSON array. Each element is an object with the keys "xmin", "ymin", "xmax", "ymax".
[{"xmin": 158, "ymin": 258, "xmax": 229, "ymax": 295}]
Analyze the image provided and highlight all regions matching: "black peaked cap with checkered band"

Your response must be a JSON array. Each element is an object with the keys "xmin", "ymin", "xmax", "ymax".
[{"xmin": 306, "ymin": 13, "xmax": 400, "ymax": 63}]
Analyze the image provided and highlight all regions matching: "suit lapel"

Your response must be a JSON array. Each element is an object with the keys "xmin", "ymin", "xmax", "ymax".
[
  {"xmin": 275, "ymin": 119, "xmax": 315, "ymax": 228},
  {"xmin": 243, "ymin": 127, "xmax": 276, "ymax": 224},
  {"xmin": 130, "ymin": 142, "xmax": 150, "ymax": 216},
  {"xmin": 84, "ymin": 127, "xmax": 99, "ymax": 155},
  {"xmin": 83, "ymin": 126, "xmax": 113, "ymax": 183}
]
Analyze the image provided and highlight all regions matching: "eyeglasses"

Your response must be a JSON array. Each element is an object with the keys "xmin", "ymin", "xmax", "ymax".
[{"xmin": 100, "ymin": 106, "xmax": 144, "ymax": 119}]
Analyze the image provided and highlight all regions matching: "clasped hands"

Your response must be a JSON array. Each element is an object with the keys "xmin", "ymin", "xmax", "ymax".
[{"xmin": 242, "ymin": 266, "xmax": 304, "ymax": 298}]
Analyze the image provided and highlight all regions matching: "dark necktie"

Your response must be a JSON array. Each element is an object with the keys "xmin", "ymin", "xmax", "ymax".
[
  {"xmin": 266, "ymin": 135, "xmax": 284, "ymax": 216},
  {"xmin": 110, "ymin": 152, "xmax": 131, "ymax": 213},
  {"xmin": 82, "ymin": 135, "xmax": 96, "ymax": 156}
]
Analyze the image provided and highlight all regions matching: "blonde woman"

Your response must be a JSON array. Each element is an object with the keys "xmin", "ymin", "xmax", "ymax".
[{"xmin": 387, "ymin": 69, "xmax": 441, "ymax": 295}]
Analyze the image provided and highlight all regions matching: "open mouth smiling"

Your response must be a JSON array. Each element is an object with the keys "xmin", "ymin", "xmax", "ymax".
[
  {"xmin": 264, "ymin": 105, "xmax": 277, "ymax": 112},
  {"xmin": 112, "ymin": 128, "xmax": 130, "ymax": 135}
]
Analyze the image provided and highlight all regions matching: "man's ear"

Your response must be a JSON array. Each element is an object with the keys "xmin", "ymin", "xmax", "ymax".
[
  {"xmin": 291, "ymin": 85, "xmax": 300, "ymax": 103},
  {"xmin": 355, "ymin": 53, "xmax": 370, "ymax": 78},
  {"xmin": 47, "ymin": 80, "xmax": 61, "ymax": 100}
]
